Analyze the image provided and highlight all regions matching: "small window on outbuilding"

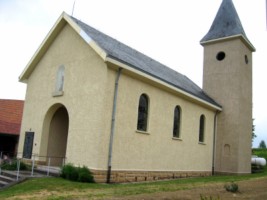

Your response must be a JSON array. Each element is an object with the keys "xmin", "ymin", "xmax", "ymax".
[
  {"xmin": 173, "ymin": 106, "xmax": 181, "ymax": 138},
  {"xmin": 53, "ymin": 65, "xmax": 65, "ymax": 97},
  {"xmin": 199, "ymin": 114, "xmax": 205, "ymax": 143},
  {"xmin": 137, "ymin": 94, "xmax": 149, "ymax": 132}
]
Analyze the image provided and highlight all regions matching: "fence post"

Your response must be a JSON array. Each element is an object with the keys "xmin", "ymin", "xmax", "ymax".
[
  {"xmin": 62, "ymin": 157, "xmax": 65, "ymax": 167},
  {"xmin": 16, "ymin": 159, "xmax": 20, "ymax": 181},
  {"xmin": 31, "ymin": 154, "xmax": 35, "ymax": 177},
  {"xmin": 0, "ymin": 152, "xmax": 2, "ymax": 175},
  {"xmin": 47, "ymin": 157, "xmax": 51, "ymax": 176}
]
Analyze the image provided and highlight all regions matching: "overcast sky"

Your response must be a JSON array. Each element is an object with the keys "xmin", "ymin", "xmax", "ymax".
[{"xmin": 0, "ymin": 0, "xmax": 266, "ymax": 147}]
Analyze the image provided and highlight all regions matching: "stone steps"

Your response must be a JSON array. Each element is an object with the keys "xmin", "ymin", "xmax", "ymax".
[
  {"xmin": 0, "ymin": 172, "xmax": 19, "ymax": 189},
  {"xmin": 0, "ymin": 170, "xmax": 48, "ymax": 190},
  {"xmin": 0, "ymin": 174, "xmax": 16, "ymax": 182},
  {"xmin": 0, "ymin": 180, "xmax": 9, "ymax": 187}
]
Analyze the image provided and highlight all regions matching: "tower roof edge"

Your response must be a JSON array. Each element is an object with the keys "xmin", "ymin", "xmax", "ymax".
[{"xmin": 200, "ymin": 0, "xmax": 254, "ymax": 50}]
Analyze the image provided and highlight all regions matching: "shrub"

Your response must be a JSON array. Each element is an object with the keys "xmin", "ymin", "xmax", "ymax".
[
  {"xmin": 252, "ymin": 148, "xmax": 267, "ymax": 173},
  {"xmin": 60, "ymin": 164, "xmax": 94, "ymax": 183},
  {"xmin": 0, "ymin": 159, "xmax": 28, "ymax": 170},
  {"xmin": 224, "ymin": 182, "xmax": 239, "ymax": 193},
  {"xmin": 78, "ymin": 166, "xmax": 94, "ymax": 183},
  {"xmin": 252, "ymin": 148, "xmax": 267, "ymax": 161},
  {"xmin": 60, "ymin": 163, "xmax": 78, "ymax": 181}
]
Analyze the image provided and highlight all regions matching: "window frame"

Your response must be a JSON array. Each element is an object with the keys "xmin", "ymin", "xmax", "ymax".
[
  {"xmin": 172, "ymin": 106, "xmax": 181, "ymax": 139},
  {"xmin": 136, "ymin": 94, "xmax": 149, "ymax": 132},
  {"xmin": 198, "ymin": 114, "xmax": 205, "ymax": 143},
  {"xmin": 53, "ymin": 65, "xmax": 65, "ymax": 97}
]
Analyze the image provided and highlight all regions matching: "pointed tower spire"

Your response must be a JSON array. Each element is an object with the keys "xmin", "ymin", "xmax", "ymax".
[
  {"xmin": 201, "ymin": 0, "xmax": 255, "ymax": 175},
  {"xmin": 201, "ymin": 0, "xmax": 255, "ymax": 51}
]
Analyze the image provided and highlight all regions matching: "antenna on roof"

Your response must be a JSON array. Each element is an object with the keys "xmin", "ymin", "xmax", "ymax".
[{"xmin": 71, "ymin": 0, "xmax": 76, "ymax": 16}]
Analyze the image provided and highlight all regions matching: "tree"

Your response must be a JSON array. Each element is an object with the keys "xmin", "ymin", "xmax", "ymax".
[
  {"xmin": 252, "ymin": 119, "xmax": 257, "ymax": 144},
  {"xmin": 259, "ymin": 140, "xmax": 267, "ymax": 149}
]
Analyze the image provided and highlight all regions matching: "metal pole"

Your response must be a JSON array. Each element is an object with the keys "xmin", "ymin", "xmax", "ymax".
[
  {"xmin": 31, "ymin": 155, "xmax": 35, "ymax": 177},
  {"xmin": 107, "ymin": 68, "xmax": 122, "ymax": 183},
  {"xmin": 62, "ymin": 158, "xmax": 65, "ymax": 167},
  {"xmin": 0, "ymin": 151, "xmax": 2, "ymax": 159},
  {"xmin": 47, "ymin": 157, "xmax": 51, "ymax": 176},
  {"xmin": 212, "ymin": 111, "xmax": 219, "ymax": 175},
  {"xmin": 17, "ymin": 159, "xmax": 20, "ymax": 181}
]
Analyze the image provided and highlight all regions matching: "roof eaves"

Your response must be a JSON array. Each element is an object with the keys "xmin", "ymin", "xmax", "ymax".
[
  {"xmin": 106, "ymin": 56, "xmax": 222, "ymax": 111},
  {"xmin": 19, "ymin": 12, "xmax": 108, "ymax": 83},
  {"xmin": 65, "ymin": 15, "xmax": 108, "ymax": 60},
  {"xmin": 19, "ymin": 12, "xmax": 68, "ymax": 83},
  {"xmin": 200, "ymin": 34, "xmax": 256, "ymax": 52}
]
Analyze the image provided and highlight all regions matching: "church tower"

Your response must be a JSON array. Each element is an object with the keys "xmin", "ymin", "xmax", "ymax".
[{"xmin": 201, "ymin": 0, "xmax": 255, "ymax": 174}]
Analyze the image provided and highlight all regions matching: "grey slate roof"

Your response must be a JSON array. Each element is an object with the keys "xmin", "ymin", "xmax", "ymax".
[
  {"xmin": 201, "ymin": 0, "xmax": 249, "ymax": 43},
  {"xmin": 71, "ymin": 16, "xmax": 221, "ymax": 108}
]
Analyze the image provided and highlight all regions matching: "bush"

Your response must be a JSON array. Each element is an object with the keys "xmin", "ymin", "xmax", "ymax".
[
  {"xmin": 252, "ymin": 148, "xmax": 267, "ymax": 161},
  {"xmin": 0, "ymin": 159, "xmax": 28, "ymax": 170},
  {"xmin": 252, "ymin": 148, "xmax": 267, "ymax": 173},
  {"xmin": 60, "ymin": 164, "xmax": 94, "ymax": 183},
  {"xmin": 224, "ymin": 182, "xmax": 239, "ymax": 193},
  {"xmin": 78, "ymin": 166, "xmax": 94, "ymax": 183}
]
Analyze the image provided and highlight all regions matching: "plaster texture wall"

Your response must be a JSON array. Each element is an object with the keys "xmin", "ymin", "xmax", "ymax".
[
  {"xmin": 18, "ymin": 22, "xmax": 216, "ymax": 175},
  {"xmin": 104, "ymin": 70, "xmax": 216, "ymax": 172},
  {"xmin": 203, "ymin": 38, "xmax": 252, "ymax": 174},
  {"xmin": 18, "ymin": 24, "xmax": 110, "ymax": 169}
]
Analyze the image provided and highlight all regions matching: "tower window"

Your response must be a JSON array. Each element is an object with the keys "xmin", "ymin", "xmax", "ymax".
[
  {"xmin": 216, "ymin": 51, "xmax": 225, "ymax": 61},
  {"xmin": 245, "ymin": 55, "xmax": 249, "ymax": 64},
  {"xmin": 137, "ymin": 94, "xmax": 149, "ymax": 131}
]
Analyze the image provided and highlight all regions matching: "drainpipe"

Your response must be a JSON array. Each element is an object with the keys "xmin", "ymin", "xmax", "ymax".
[
  {"xmin": 212, "ymin": 110, "xmax": 219, "ymax": 175},
  {"xmin": 107, "ymin": 68, "xmax": 122, "ymax": 183}
]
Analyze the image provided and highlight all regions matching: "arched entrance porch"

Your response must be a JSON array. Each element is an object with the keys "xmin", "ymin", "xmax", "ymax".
[{"xmin": 41, "ymin": 104, "xmax": 69, "ymax": 167}]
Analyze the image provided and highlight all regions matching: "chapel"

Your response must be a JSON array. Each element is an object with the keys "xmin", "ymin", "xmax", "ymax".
[{"xmin": 18, "ymin": 0, "xmax": 254, "ymax": 182}]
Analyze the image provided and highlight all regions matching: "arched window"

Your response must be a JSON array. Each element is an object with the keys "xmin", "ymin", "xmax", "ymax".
[
  {"xmin": 137, "ymin": 94, "xmax": 149, "ymax": 131},
  {"xmin": 55, "ymin": 65, "xmax": 65, "ymax": 92},
  {"xmin": 199, "ymin": 114, "xmax": 205, "ymax": 143},
  {"xmin": 173, "ymin": 106, "xmax": 181, "ymax": 138}
]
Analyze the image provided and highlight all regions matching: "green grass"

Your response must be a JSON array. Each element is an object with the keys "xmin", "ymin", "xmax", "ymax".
[{"xmin": 0, "ymin": 169, "xmax": 267, "ymax": 200}]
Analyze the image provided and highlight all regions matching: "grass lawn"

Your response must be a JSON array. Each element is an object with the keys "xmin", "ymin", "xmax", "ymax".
[
  {"xmin": 0, "ymin": 169, "xmax": 266, "ymax": 200},
  {"xmin": 0, "ymin": 149, "xmax": 266, "ymax": 199}
]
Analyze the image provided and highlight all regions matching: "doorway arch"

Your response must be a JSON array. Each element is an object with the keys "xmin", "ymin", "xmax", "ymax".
[{"xmin": 41, "ymin": 104, "xmax": 69, "ymax": 166}]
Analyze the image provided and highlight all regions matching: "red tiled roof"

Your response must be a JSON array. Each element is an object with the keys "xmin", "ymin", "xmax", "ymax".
[{"xmin": 0, "ymin": 99, "xmax": 24, "ymax": 135}]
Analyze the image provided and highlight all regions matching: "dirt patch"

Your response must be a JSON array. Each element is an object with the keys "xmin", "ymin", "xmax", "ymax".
[{"xmin": 109, "ymin": 177, "xmax": 267, "ymax": 200}]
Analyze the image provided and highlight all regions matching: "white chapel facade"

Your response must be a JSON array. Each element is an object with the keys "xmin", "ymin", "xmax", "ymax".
[{"xmin": 18, "ymin": 0, "xmax": 254, "ymax": 183}]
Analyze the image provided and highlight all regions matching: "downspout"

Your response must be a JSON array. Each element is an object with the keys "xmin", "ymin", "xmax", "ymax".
[
  {"xmin": 107, "ymin": 67, "xmax": 122, "ymax": 183},
  {"xmin": 212, "ymin": 110, "xmax": 219, "ymax": 175}
]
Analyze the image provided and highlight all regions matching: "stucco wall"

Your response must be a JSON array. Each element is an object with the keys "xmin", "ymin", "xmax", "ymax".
[
  {"xmin": 18, "ymin": 24, "xmax": 110, "ymax": 169},
  {"xmin": 203, "ymin": 38, "xmax": 252, "ymax": 174},
  {"xmin": 97, "ymin": 69, "xmax": 216, "ymax": 172},
  {"xmin": 18, "ymin": 22, "xmax": 216, "ymax": 174}
]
